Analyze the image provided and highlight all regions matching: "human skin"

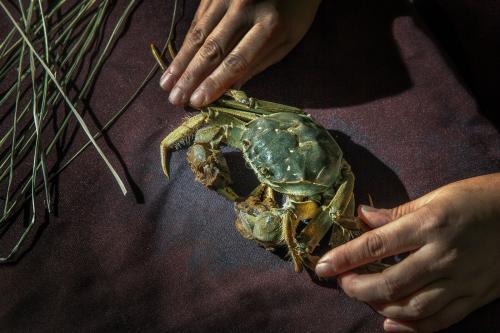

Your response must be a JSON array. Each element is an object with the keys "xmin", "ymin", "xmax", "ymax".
[
  {"xmin": 159, "ymin": 0, "xmax": 321, "ymax": 107},
  {"xmin": 315, "ymin": 173, "xmax": 500, "ymax": 332}
]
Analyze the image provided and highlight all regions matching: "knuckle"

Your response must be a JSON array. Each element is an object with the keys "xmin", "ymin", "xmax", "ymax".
[
  {"xmin": 231, "ymin": 0, "xmax": 254, "ymax": 9},
  {"xmin": 189, "ymin": 19, "xmax": 198, "ymax": 31},
  {"xmin": 439, "ymin": 247, "xmax": 459, "ymax": 270},
  {"xmin": 420, "ymin": 205, "xmax": 448, "ymax": 233},
  {"xmin": 380, "ymin": 276, "xmax": 401, "ymax": 301},
  {"xmin": 390, "ymin": 203, "xmax": 411, "ymax": 220},
  {"xmin": 364, "ymin": 232, "xmax": 387, "ymax": 258},
  {"xmin": 262, "ymin": 8, "xmax": 280, "ymax": 31},
  {"xmin": 179, "ymin": 70, "xmax": 195, "ymax": 85},
  {"xmin": 223, "ymin": 53, "xmax": 249, "ymax": 74},
  {"xmin": 255, "ymin": 7, "xmax": 280, "ymax": 38},
  {"xmin": 189, "ymin": 27, "xmax": 207, "ymax": 48},
  {"xmin": 408, "ymin": 295, "xmax": 428, "ymax": 319},
  {"xmin": 199, "ymin": 38, "xmax": 223, "ymax": 62}
]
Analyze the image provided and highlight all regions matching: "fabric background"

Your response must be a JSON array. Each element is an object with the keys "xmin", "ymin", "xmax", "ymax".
[{"xmin": 1, "ymin": 0, "xmax": 499, "ymax": 332}]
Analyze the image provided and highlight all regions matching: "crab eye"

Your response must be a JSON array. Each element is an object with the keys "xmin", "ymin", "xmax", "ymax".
[{"xmin": 242, "ymin": 139, "xmax": 251, "ymax": 149}]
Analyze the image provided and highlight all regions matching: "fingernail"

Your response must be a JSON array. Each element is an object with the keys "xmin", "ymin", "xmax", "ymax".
[
  {"xmin": 190, "ymin": 88, "xmax": 206, "ymax": 107},
  {"xmin": 169, "ymin": 87, "xmax": 185, "ymax": 105},
  {"xmin": 160, "ymin": 71, "xmax": 176, "ymax": 91},
  {"xmin": 315, "ymin": 262, "xmax": 335, "ymax": 277},
  {"xmin": 384, "ymin": 319, "xmax": 413, "ymax": 332},
  {"xmin": 360, "ymin": 205, "xmax": 378, "ymax": 213}
]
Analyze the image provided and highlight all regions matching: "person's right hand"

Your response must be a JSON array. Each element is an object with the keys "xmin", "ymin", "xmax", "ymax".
[
  {"xmin": 316, "ymin": 173, "xmax": 500, "ymax": 332},
  {"xmin": 160, "ymin": 0, "xmax": 321, "ymax": 108}
]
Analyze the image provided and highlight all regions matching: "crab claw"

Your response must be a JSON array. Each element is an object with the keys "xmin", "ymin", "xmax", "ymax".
[
  {"xmin": 160, "ymin": 143, "xmax": 171, "ymax": 179},
  {"xmin": 158, "ymin": 113, "xmax": 208, "ymax": 180}
]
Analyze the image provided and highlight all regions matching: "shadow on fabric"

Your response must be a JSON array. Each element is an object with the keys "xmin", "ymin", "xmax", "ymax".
[{"xmin": 243, "ymin": 0, "xmax": 413, "ymax": 109}]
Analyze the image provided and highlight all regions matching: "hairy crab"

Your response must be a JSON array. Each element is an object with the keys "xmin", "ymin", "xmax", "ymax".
[
  {"xmin": 152, "ymin": 46, "xmax": 368, "ymax": 273},
  {"xmin": 159, "ymin": 89, "xmax": 368, "ymax": 272}
]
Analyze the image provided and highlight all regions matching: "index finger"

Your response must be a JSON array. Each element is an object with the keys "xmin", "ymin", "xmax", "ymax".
[{"xmin": 315, "ymin": 209, "xmax": 428, "ymax": 277}]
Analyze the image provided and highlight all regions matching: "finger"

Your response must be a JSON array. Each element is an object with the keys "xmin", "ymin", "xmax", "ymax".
[
  {"xmin": 338, "ymin": 245, "xmax": 441, "ymax": 303},
  {"xmin": 383, "ymin": 297, "xmax": 474, "ymax": 333},
  {"xmin": 358, "ymin": 205, "xmax": 394, "ymax": 228},
  {"xmin": 372, "ymin": 279, "xmax": 456, "ymax": 320},
  {"xmin": 360, "ymin": 192, "xmax": 438, "ymax": 230},
  {"xmin": 196, "ymin": 0, "xmax": 211, "ymax": 15},
  {"xmin": 315, "ymin": 209, "xmax": 428, "ymax": 277},
  {"xmin": 189, "ymin": 18, "xmax": 280, "ymax": 107},
  {"xmin": 169, "ymin": 8, "xmax": 250, "ymax": 105},
  {"xmin": 160, "ymin": 1, "xmax": 227, "ymax": 92}
]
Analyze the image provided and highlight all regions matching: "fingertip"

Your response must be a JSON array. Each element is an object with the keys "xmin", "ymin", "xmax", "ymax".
[
  {"xmin": 315, "ymin": 250, "xmax": 343, "ymax": 277},
  {"xmin": 190, "ymin": 87, "xmax": 207, "ymax": 107},
  {"xmin": 160, "ymin": 70, "xmax": 177, "ymax": 91},
  {"xmin": 384, "ymin": 319, "xmax": 414, "ymax": 332},
  {"xmin": 168, "ymin": 86, "xmax": 187, "ymax": 106},
  {"xmin": 315, "ymin": 262, "xmax": 336, "ymax": 278}
]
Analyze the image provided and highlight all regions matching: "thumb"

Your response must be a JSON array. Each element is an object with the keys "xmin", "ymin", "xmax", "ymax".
[{"xmin": 358, "ymin": 199, "xmax": 424, "ymax": 229}]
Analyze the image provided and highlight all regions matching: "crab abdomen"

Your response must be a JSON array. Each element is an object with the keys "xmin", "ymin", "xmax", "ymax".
[{"xmin": 241, "ymin": 113, "xmax": 343, "ymax": 196}]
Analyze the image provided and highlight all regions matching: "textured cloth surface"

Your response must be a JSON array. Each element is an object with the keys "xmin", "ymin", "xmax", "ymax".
[
  {"xmin": 1, "ymin": 0, "xmax": 499, "ymax": 332},
  {"xmin": 414, "ymin": 0, "xmax": 500, "ymax": 127}
]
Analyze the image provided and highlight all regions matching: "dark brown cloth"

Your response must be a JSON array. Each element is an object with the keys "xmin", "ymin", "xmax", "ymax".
[
  {"xmin": 414, "ymin": 0, "xmax": 500, "ymax": 128},
  {"xmin": 1, "ymin": 0, "xmax": 499, "ymax": 332}
]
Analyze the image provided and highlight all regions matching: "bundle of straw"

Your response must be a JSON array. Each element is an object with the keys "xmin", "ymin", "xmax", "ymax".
[{"xmin": 0, "ymin": 0, "xmax": 177, "ymax": 262}]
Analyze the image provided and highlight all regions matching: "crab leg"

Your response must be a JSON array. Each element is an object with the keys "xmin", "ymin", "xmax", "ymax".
[
  {"xmin": 160, "ymin": 113, "xmax": 207, "ymax": 179},
  {"xmin": 215, "ymin": 187, "xmax": 240, "ymax": 202},
  {"xmin": 297, "ymin": 160, "xmax": 356, "ymax": 255},
  {"xmin": 185, "ymin": 122, "xmax": 245, "ymax": 202},
  {"xmin": 219, "ymin": 89, "xmax": 305, "ymax": 115},
  {"xmin": 282, "ymin": 210, "xmax": 303, "ymax": 273},
  {"xmin": 263, "ymin": 185, "xmax": 277, "ymax": 207}
]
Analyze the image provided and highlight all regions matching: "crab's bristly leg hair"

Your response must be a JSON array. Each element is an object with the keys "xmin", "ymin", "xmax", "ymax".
[
  {"xmin": 159, "ymin": 113, "xmax": 207, "ymax": 179},
  {"xmin": 283, "ymin": 211, "xmax": 303, "ymax": 273}
]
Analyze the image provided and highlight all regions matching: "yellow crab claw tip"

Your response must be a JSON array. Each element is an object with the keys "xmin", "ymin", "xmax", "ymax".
[{"xmin": 162, "ymin": 167, "xmax": 170, "ymax": 180}]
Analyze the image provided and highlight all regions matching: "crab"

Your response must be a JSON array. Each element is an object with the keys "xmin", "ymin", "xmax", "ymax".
[{"xmin": 160, "ymin": 89, "xmax": 368, "ymax": 272}]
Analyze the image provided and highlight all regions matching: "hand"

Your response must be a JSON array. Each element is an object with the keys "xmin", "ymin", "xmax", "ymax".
[
  {"xmin": 160, "ymin": 0, "xmax": 321, "ymax": 107},
  {"xmin": 315, "ymin": 173, "xmax": 500, "ymax": 333}
]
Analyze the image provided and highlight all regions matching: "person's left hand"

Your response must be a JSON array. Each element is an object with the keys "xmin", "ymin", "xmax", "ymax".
[{"xmin": 315, "ymin": 173, "xmax": 500, "ymax": 333}]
